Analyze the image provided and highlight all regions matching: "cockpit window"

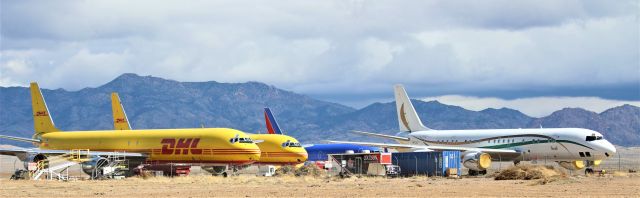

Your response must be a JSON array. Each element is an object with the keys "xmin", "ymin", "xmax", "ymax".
[
  {"xmin": 229, "ymin": 137, "xmax": 254, "ymax": 144},
  {"xmin": 239, "ymin": 137, "xmax": 253, "ymax": 143},
  {"xmin": 585, "ymin": 135, "xmax": 603, "ymax": 141},
  {"xmin": 288, "ymin": 142, "xmax": 301, "ymax": 147},
  {"xmin": 281, "ymin": 141, "xmax": 302, "ymax": 147}
]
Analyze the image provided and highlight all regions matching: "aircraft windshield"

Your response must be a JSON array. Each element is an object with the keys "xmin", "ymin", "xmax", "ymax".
[
  {"xmin": 585, "ymin": 135, "xmax": 603, "ymax": 141},
  {"xmin": 288, "ymin": 142, "xmax": 302, "ymax": 147},
  {"xmin": 282, "ymin": 141, "xmax": 302, "ymax": 147},
  {"xmin": 238, "ymin": 137, "xmax": 253, "ymax": 143},
  {"xmin": 229, "ymin": 137, "xmax": 254, "ymax": 144}
]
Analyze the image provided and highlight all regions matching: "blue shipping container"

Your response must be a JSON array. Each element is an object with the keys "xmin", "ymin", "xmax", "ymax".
[
  {"xmin": 442, "ymin": 151, "xmax": 461, "ymax": 176},
  {"xmin": 391, "ymin": 151, "xmax": 461, "ymax": 177}
]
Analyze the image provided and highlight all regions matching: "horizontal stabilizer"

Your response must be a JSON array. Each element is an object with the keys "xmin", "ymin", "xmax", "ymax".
[{"xmin": 0, "ymin": 135, "xmax": 41, "ymax": 143}]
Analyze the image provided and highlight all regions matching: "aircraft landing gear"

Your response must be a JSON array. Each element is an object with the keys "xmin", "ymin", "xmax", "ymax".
[
  {"xmin": 468, "ymin": 169, "xmax": 487, "ymax": 176},
  {"xmin": 10, "ymin": 170, "xmax": 28, "ymax": 180},
  {"xmin": 205, "ymin": 165, "xmax": 242, "ymax": 177},
  {"xmin": 585, "ymin": 167, "xmax": 594, "ymax": 175},
  {"xmin": 584, "ymin": 160, "xmax": 601, "ymax": 175}
]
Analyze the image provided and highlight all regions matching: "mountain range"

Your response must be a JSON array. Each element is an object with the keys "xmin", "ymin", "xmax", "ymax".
[{"xmin": 1, "ymin": 73, "xmax": 638, "ymax": 147}]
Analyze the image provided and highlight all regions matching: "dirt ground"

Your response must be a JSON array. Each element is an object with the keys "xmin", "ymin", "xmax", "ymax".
[
  {"xmin": 0, "ymin": 174, "xmax": 638, "ymax": 197},
  {"xmin": 1, "ymin": 146, "xmax": 639, "ymax": 197}
]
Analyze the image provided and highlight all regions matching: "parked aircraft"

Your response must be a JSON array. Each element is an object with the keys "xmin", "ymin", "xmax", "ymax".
[
  {"xmin": 329, "ymin": 85, "xmax": 616, "ymax": 174},
  {"xmin": 263, "ymin": 107, "xmax": 380, "ymax": 162},
  {"xmin": 110, "ymin": 94, "xmax": 307, "ymax": 170},
  {"xmin": 0, "ymin": 83, "xmax": 260, "ymax": 178}
]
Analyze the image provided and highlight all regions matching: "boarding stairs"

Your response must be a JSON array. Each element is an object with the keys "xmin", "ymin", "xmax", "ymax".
[
  {"xmin": 89, "ymin": 151, "xmax": 129, "ymax": 180},
  {"xmin": 31, "ymin": 149, "xmax": 91, "ymax": 180},
  {"xmin": 328, "ymin": 155, "xmax": 353, "ymax": 177}
]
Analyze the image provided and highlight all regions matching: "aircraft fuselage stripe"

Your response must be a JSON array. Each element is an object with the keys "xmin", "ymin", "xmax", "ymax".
[{"xmin": 413, "ymin": 134, "xmax": 593, "ymax": 150}]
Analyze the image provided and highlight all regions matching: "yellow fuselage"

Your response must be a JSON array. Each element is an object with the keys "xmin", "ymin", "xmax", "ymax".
[
  {"xmin": 38, "ymin": 128, "xmax": 260, "ymax": 165},
  {"xmin": 249, "ymin": 134, "xmax": 307, "ymax": 165}
]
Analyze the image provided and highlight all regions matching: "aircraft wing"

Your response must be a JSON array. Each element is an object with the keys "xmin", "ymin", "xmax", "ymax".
[
  {"xmin": 0, "ymin": 147, "xmax": 147, "ymax": 158},
  {"xmin": 326, "ymin": 140, "xmax": 518, "ymax": 154},
  {"xmin": 0, "ymin": 135, "xmax": 147, "ymax": 158},
  {"xmin": 325, "ymin": 140, "xmax": 432, "ymax": 151},
  {"xmin": 351, "ymin": 130, "xmax": 410, "ymax": 141}
]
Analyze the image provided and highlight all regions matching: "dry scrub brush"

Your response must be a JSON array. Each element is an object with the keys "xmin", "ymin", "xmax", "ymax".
[{"xmin": 494, "ymin": 165, "xmax": 567, "ymax": 184}]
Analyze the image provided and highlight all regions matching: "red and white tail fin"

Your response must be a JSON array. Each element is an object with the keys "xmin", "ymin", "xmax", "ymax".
[{"xmin": 264, "ymin": 108, "xmax": 283, "ymax": 135}]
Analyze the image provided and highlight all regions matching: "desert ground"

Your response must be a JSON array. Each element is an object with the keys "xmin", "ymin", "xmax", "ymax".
[
  {"xmin": 0, "ymin": 173, "xmax": 638, "ymax": 197},
  {"xmin": 1, "ymin": 146, "xmax": 639, "ymax": 197}
]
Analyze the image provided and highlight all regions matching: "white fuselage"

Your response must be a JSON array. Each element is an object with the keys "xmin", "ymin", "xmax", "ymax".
[{"xmin": 404, "ymin": 128, "xmax": 616, "ymax": 162}]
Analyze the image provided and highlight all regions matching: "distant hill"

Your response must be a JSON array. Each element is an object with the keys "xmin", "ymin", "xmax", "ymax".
[
  {"xmin": 1, "ymin": 74, "xmax": 638, "ymax": 146},
  {"xmin": 0, "ymin": 74, "xmax": 355, "ymax": 145}
]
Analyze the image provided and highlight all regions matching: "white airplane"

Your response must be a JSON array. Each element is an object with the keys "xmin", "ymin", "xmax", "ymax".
[{"xmin": 329, "ymin": 85, "xmax": 617, "ymax": 174}]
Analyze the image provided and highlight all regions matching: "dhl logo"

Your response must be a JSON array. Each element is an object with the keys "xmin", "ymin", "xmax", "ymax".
[
  {"xmin": 161, "ymin": 138, "xmax": 202, "ymax": 155},
  {"xmin": 115, "ymin": 118, "xmax": 127, "ymax": 123},
  {"xmin": 35, "ymin": 111, "xmax": 48, "ymax": 116}
]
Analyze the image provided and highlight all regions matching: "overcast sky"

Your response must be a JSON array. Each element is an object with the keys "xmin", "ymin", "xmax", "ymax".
[{"xmin": 1, "ymin": 0, "xmax": 639, "ymax": 115}]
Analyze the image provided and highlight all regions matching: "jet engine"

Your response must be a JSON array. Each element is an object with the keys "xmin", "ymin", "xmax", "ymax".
[
  {"xmin": 591, "ymin": 160, "xmax": 602, "ymax": 166},
  {"xmin": 557, "ymin": 160, "xmax": 585, "ymax": 170},
  {"xmin": 81, "ymin": 157, "xmax": 110, "ymax": 176},
  {"xmin": 202, "ymin": 166, "xmax": 227, "ymax": 175},
  {"xmin": 20, "ymin": 153, "xmax": 48, "ymax": 169},
  {"xmin": 462, "ymin": 152, "xmax": 492, "ymax": 171}
]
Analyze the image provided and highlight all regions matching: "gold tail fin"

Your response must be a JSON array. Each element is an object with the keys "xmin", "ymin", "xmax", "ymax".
[
  {"xmin": 111, "ymin": 92, "xmax": 131, "ymax": 130},
  {"xmin": 30, "ymin": 82, "xmax": 60, "ymax": 135}
]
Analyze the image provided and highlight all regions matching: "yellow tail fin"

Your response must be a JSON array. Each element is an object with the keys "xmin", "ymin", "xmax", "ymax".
[
  {"xmin": 111, "ymin": 92, "xmax": 131, "ymax": 130},
  {"xmin": 30, "ymin": 82, "xmax": 60, "ymax": 135}
]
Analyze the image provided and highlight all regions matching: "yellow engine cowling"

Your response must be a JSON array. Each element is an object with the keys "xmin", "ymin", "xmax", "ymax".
[
  {"xmin": 462, "ymin": 152, "xmax": 492, "ymax": 171},
  {"xmin": 557, "ymin": 160, "xmax": 585, "ymax": 170}
]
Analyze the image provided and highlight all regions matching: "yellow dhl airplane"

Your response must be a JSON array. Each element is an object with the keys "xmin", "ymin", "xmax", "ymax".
[
  {"xmin": 110, "ymin": 93, "xmax": 307, "ymax": 167},
  {"xmin": 0, "ymin": 82, "xmax": 261, "ymax": 177}
]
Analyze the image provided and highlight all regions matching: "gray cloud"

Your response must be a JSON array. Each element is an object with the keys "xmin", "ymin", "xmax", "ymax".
[{"xmin": 1, "ymin": 0, "xmax": 638, "ymax": 103}]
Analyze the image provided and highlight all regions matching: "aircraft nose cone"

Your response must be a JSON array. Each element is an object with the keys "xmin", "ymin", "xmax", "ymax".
[
  {"xmin": 603, "ymin": 140, "xmax": 616, "ymax": 156},
  {"xmin": 298, "ymin": 152, "xmax": 308, "ymax": 162}
]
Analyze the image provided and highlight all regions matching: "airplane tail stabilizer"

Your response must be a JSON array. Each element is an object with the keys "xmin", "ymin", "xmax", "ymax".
[
  {"xmin": 264, "ymin": 108, "xmax": 283, "ymax": 134},
  {"xmin": 111, "ymin": 92, "xmax": 132, "ymax": 130},
  {"xmin": 30, "ymin": 82, "xmax": 60, "ymax": 135},
  {"xmin": 394, "ymin": 84, "xmax": 430, "ymax": 132}
]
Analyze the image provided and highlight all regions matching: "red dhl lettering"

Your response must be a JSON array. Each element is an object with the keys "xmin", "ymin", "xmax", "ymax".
[
  {"xmin": 161, "ymin": 138, "xmax": 202, "ymax": 155},
  {"xmin": 35, "ymin": 111, "xmax": 48, "ymax": 116},
  {"xmin": 115, "ymin": 118, "xmax": 127, "ymax": 123}
]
